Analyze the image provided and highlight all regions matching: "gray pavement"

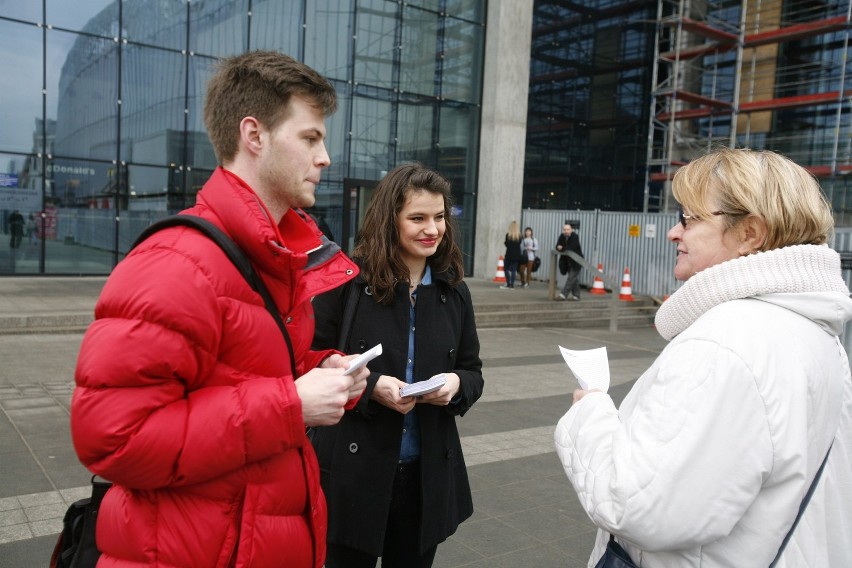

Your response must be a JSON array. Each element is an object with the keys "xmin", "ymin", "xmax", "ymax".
[{"xmin": 0, "ymin": 276, "xmax": 668, "ymax": 567}]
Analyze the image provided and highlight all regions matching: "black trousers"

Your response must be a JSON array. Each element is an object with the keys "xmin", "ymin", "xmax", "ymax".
[{"xmin": 325, "ymin": 460, "xmax": 438, "ymax": 568}]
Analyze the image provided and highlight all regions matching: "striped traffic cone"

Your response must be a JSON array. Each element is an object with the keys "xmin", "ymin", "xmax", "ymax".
[
  {"xmin": 493, "ymin": 256, "xmax": 506, "ymax": 283},
  {"xmin": 619, "ymin": 267, "xmax": 635, "ymax": 301},
  {"xmin": 589, "ymin": 263, "xmax": 606, "ymax": 295}
]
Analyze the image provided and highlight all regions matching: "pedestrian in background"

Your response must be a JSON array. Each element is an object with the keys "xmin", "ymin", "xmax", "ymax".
[
  {"xmin": 71, "ymin": 51, "xmax": 368, "ymax": 568},
  {"xmin": 7, "ymin": 210, "xmax": 23, "ymax": 248},
  {"xmin": 311, "ymin": 163, "xmax": 484, "ymax": 568},
  {"xmin": 556, "ymin": 223, "xmax": 583, "ymax": 300},
  {"xmin": 501, "ymin": 220, "xmax": 523, "ymax": 289},
  {"xmin": 518, "ymin": 225, "xmax": 538, "ymax": 287},
  {"xmin": 25, "ymin": 213, "xmax": 38, "ymax": 245},
  {"xmin": 555, "ymin": 148, "xmax": 852, "ymax": 566}
]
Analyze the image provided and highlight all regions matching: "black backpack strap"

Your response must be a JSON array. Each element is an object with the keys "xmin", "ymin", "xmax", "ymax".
[
  {"xmin": 337, "ymin": 280, "xmax": 362, "ymax": 352},
  {"xmin": 131, "ymin": 215, "xmax": 297, "ymax": 378}
]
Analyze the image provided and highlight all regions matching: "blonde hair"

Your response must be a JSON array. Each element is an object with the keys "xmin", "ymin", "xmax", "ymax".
[
  {"xmin": 672, "ymin": 148, "xmax": 834, "ymax": 250},
  {"xmin": 507, "ymin": 221, "xmax": 521, "ymax": 240}
]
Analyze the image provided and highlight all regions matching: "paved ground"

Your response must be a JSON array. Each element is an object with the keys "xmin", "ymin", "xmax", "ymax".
[{"xmin": 0, "ymin": 276, "xmax": 668, "ymax": 567}]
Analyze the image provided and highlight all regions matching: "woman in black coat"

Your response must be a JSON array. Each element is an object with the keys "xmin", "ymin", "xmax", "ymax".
[{"xmin": 311, "ymin": 163, "xmax": 484, "ymax": 568}]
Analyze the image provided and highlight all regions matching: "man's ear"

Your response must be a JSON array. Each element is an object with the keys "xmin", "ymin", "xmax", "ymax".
[
  {"xmin": 239, "ymin": 116, "xmax": 263, "ymax": 156},
  {"xmin": 738, "ymin": 214, "xmax": 768, "ymax": 255}
]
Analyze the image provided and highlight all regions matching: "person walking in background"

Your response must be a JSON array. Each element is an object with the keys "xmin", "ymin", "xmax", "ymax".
[
  {"xmin": 518, "ymin": 226, "xmax": 538, "ymax": 287},
  {"xmin": 311, "ymin": 163, "xmax": 484, "ymax": 568},
  {"xmin": 7, "ymin": 210, "xmax": 24, "ymax": 248},
  {"xmin": 25, "ymin": 213, "xmax": 38, "ymax": 245},
  {"xmin": 556, "ymin": 223, "xmax": 583, "ymax": 301},
  {"xmin": 554, "ymin": 148, "xmax": 852, "ymax": 566},
  {"xmin": 501, "ymin": 220, "xmax": 523, "ymax": 289},
  {"xmin": 71, "ymin": 51, "xmax": 368, "ymax": 568}
]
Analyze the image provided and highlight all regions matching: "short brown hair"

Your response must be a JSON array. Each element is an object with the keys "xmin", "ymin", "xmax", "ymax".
[
  {"xmin": 203, "ymin": 50, "xmax": 337, "ymax": 164},
  {"xmin": 353, "ymin": 163, "xmax": 465, "ymax": 304}
]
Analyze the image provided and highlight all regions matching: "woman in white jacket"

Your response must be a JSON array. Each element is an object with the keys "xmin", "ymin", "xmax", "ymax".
[{"xmin": 555, "ymin": 148, "xmax": 852, "ymax": 567}]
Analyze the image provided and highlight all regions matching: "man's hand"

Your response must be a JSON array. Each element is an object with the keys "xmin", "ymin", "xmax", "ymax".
[
  {"xmin": 296, "ymin": 367, "xmax": 361, "ymax": 427},
  {"xmin": 418, "ymin": 372, "xmax": 461, "ymax": 406},
  {"xmin": 322, "ymin": 353, "xmax": 369, "ymax": 400},
  {"xmin": 371, "ymin": 375, "xmax": 417, "ymax": 414}
]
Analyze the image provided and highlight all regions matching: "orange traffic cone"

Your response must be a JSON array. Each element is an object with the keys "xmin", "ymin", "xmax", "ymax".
[
  {"xmin": 493, "ymin": 256, "xmax": 506, "ymax": 283},
  {"xmin": 619, "ymin": 267, "xmax": 635, "ymax": 301},
  {"xmin": 589, "ymin": 263, "xmax": 607, "ymax": 295}
]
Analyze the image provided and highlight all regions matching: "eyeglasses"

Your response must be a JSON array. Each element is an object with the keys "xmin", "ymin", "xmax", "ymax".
[{"xmin": 677, "ymin": 209, "xmax": 729, "ymax": 229}]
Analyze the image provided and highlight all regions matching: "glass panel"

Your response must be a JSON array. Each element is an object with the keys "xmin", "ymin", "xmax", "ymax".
[
  {"xmin": 397, "ymin": 99, "xmax": 435, "ymax": 165},
  {"xmin": 46, "ymin": 0, "xmax": 117, "ymax": 37},
  {"xmin": 189, "ymin": 0, "xmax": 248, "ymax": 58},
  {"xmin": 438, "ymin": 103, "xmax": 476, "ymax": 186},
  {"xmin": 250, "ymin": 0, "xmax": 303, "ymax": 58},
  {"xmin": 0, "ymin": 20, "xmax": 44, "ymax": 154},
  {"xmin": 0, "ymin": 0, "xmax": 42, "ymax": 23},
  {"xmin": 0, "ymin": 153, "xmax": 43, "ymax": 274},
  {"xmin": 438, "ymin": 102, "xmax": 478, "ymax": 274},
  {"xmin": 323, "ymin": 81, "xmax": 351, "ymax": 183},
  {"xmin": 440, "ymin": 16, "xmax": 483, "ymax": 103},
  {"xmin": 405, "ymin": 0, "xmax": 439, "ymax": 12},
  {"xmin": 121, "ymin": 45, "xmax": 186, "ymax": 164},
  {"xmin": 44, "ymin": 157, "xmax": 116, "ymax": 274},
  {"xmin": 446, "ymin": 0, "xmax": 485, "ymax": 23},
  {"xmin": 305, "ymin": 0, "xmax": 353, "ymax": 81},
  {"xmin": 122, "ymin": 0, "xmax": 187, "ymax": 51},
  {"xmin": 353, "ymin": 0, "xmax": 397, "ymax": 89},
  {"xmin": 48, "ymin": 29, "xmax": 119, "ymax": 161},
  {"xmin": 187, "ymin": 55, "xmax": 218, "ymax": 170},
  {"xmin": 400, "ymin": 7, "xmax": 438, "ymax": 96},
  {"xmin": 119, "ymin": 164, "xmax": 173, "ymax": 253},
  {"xmin": 350, "ymin": 96, "xmax": 392, "ymax": 180},
  {"xmin": 186, "ymin": 168, "xmax": 213, "ymax": 206}
]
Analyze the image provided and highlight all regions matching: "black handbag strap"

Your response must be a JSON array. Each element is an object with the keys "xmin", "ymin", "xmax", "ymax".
[
  {"xmin": 769, "ymin": 443, "xmax": 833, "ymax": 567},
  {"xmin": 336, "ymin": 280, "xmax": 362, "ymax": 352},
  {"xmin": 131, "ymin": 215, "xmax": 297, "ymax": 378}
]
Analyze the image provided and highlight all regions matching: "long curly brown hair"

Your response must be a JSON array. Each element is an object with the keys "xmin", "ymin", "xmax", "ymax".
[{"xmin": 352, "ymin": 163, "xmax": 465, "ymax": 304}]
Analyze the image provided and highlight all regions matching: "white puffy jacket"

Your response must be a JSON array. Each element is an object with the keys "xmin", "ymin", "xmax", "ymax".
[{"xmin": 555, "ymin": 245, "xmax": 852, "ymax": 567}]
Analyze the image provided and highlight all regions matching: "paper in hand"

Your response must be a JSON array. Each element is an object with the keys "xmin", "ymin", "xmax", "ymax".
[
  {"xmin": 558, "ymin": 346, "xmax": 610, "ymax": 393},
  {"xmin": 400, "ymin": 373, "xmax": 446, "ymax": 397},
  {"xmin": 342, "ymin": 344, "xmax": 382, "ymax": 376}
]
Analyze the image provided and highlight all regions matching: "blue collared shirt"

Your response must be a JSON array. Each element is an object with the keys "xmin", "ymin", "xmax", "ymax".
[{"xmin": 398, "ymin": 265, "xmax": 432, "ymax": 463}]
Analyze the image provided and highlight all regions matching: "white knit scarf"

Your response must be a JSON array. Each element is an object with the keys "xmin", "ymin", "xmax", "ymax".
[{"xmin": 654, "ymin": 244, "xmax": 850, "ymax": 340}]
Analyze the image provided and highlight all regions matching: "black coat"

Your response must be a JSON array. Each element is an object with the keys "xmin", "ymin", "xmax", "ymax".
[
  {"xmin": 504, "ymin": 234, "xmax": 523, "ymax": 265},
  {"xmin": 556, "ymin": 232, "xmax": 583, "ymax": 275},
  {"xmin": 310, "ymin": 271, "xmax": 484, "ymax": 556}
]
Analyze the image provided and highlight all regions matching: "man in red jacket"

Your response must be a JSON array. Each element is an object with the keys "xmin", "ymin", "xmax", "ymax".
[{"xmin": 71, "ymin": 51, "xmax": 367, "ymax": 568}]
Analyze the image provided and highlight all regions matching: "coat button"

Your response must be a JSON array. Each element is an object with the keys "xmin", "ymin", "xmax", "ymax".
[
  {"xmin": 285, "ymin": 316, "xmax": 293, "ymax": 324},
  {"xmin": 349, "ymin": 443, "xmax": 359, "ymax": 454},
  {"xmin": 446, "ymin": 449, "xmax": 455, "ymax": 459},
  {"xmin": 440, "ymin": 294, "xmax": 446, "ymax": 303},
  {"xmin": 359, "ymin": 340, "xmax": 367, "ymax": 350},
  {"xmin": 365, "ymin": 286, "xmax": 373, "ymax": 296},
  {"xmin": 449, "ymin": 348, "xmax": 456, "ymax": 358},
  {"xmin": 346, "ymin": 269, "xmax": 354, "ymax": 275}
]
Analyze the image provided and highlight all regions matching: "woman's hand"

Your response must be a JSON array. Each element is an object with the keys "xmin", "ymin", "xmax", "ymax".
[
  {"xmin": 572, "ymin": 388, "xmax": 601, "ymax": 403},
  {"xmin": 371, "ymin": 375, "xmax": 417, "ymax": 414},
  {"xmin": 417, "ymin": 372, "xmax": 461, "ymax": 406}
]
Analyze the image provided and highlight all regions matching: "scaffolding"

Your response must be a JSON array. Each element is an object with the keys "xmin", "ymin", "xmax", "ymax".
[{"xmin": 644, "ymin": 0, "xmax": 852, "ymax": 215}]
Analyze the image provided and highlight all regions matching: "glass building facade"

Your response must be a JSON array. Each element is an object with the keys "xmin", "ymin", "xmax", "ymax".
[
  {"xmin": 524, "ymin": 0, "xmax": 657, "ymax": 211},
  {"xmin": 523, "ymin": 0, "xmax": 852, "ymax": 218},
  {"xmin": 0, "ymin": 0, "xmax": 485, "ymax": 274}
]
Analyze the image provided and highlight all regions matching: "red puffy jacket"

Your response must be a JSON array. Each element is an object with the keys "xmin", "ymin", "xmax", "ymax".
[{"xmin": 71, "ymin": 168, "xmax": 358, "ymax": 567}]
